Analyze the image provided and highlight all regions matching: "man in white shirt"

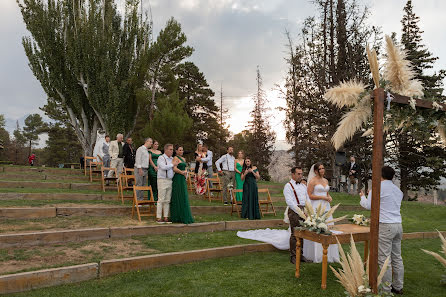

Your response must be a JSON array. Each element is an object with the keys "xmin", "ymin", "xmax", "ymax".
[
  {"xmin": 201, "ymin": 144, "xmax": 213, "ymax": 185},
  {"xmin": 134, "ymin": 138, "xmax": 153, "ymax": 200},
  {"xmin": 284, "ymin": 166, "xmax": 309, "ymax": 264},
  {"xmin": 215, "ymin": 146, "xmax": 236, "ymax": 205},
  {"xmin": 359, "ymin": 166, "xmax": 404, "ymax": 295},
  {"xmin": 156, "ymin": 144, "xmax": 179, "ymax": 223}
]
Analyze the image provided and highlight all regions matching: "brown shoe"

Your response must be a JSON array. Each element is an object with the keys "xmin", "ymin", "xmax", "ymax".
[
  {"xmin": 164, "ymin": 217, "xmax": 172, "ymax": 224},
  {"xmin": 156, "ymin": 218, "xmax": 164, "ymax": 224}
]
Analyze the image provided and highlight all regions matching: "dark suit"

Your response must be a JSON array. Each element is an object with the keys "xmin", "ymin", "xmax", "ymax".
[
  {"xmin": 347, "ymin": 162, "xmax": 359, "ymax": 178},
  {"xmin": 123, "ymin": 143, "xmax": 136, "ymax": 168}
]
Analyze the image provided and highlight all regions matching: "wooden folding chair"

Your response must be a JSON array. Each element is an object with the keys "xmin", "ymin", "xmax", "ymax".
[
  {"xmin": 131, "ymin": 185, "xmax": 156, "ymax": 222},
  {"xmin": 187, "ymin": 170, "xmax": 196, "ymax": 193},
  {"xmin": 119, "ymin": 168, "xmax": 135, "ymax": 204},
  {"xmin": 258, "ymin": 188, "xmax": 276, "ymax": 217},
  {"xmin": 229, "ymin": 188, "xmax": 243, "ymax": 217},
  {"xmin": 89, "ymin": 160, "xmax": 103, "ymax": 182},
  {"xmin": 206, "ymin": 177, "xmax": 223, "ymax": 202},
  {"xmin": 101, "ymin": 167, "xmax": 119, "ymax": 192},
  {"xmin": 84, "ymin": 156, "xmax": 96, "ymax": 176}
]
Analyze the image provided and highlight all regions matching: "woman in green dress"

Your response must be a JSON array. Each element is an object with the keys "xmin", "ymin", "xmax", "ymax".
[
  {"xmin": 241, "ymin": 157, "xmax": 261, "ymax": 220},
  {"xmin": 148, "ymin": 141, "xmax": 162, "ymax": 201},
  {"xmin": 234, "ymin": 150, "xmax": 245, "ymax": 202},
  {"xmin": 170, "ymin": 145, "xmax": 194, "ymax": 224}
]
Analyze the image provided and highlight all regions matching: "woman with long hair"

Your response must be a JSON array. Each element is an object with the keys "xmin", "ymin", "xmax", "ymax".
[
  {"xmin": 148, "ymin": 140, "xmax": 161, "ymax": 201},
  {"xmin": 234, "ymin": 150, "xmax": 245, "ymax": 202},
  {"xmin": 240, "ymin": 157, "xmax": 261, "ymax": 220},
  {"xmin": 170, "ymin": 145, "xmax": 194, "ymax": 224},
  {"xmin": 194, "ymin": 143, "xmax": 207, "ymax": 195},
  {"xmin": 304, "ymin": 162, "xmax": 339, "ymax": 263}
]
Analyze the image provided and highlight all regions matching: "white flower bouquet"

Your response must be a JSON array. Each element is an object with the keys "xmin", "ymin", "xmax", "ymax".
[
  {"xmin": 294, "ymin": 200, "xmax": 347, "ymax": 234},
  {"xmin": 350, "ymin": 214, "xmax": 370, "ymax": 226}
]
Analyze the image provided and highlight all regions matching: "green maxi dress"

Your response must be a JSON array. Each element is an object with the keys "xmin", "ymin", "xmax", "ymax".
[
  {"xmin": 241, "ymin": 169, "xmax": 261, "ymax": 220},
  {"xmin": 235, "ymin": 162, "xmax": 244, "ymax": 201},
  {"xmin": 148, "ymin": 151, "xmax": 161, "ymax": 201},
  {"xmin": 170, "ymin": 156, "xmax": 194, "ymax": 224}
]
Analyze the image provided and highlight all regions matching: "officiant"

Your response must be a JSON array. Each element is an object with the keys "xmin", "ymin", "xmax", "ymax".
[{"xmin": 284, "ymin": 166, "xmax": 310, "ymax": 264}]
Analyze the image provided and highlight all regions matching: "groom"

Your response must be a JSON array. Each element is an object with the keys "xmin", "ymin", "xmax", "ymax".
[{"xmin": 284, "ymin": 166, "xmax": 310, "ymax": 264}]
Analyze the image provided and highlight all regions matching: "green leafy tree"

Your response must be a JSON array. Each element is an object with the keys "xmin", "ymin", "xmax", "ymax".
[
  {"xmin": 247, "ymin": 67, "xmax": 276, "ymax": 180},
  {"xmin": 0, "ymin": 115, "xmax": 10, "ymax": 160},
  {"xmin": 12, "ymin": 121, "xmax": 27, "ymax": 164},
  {"xmin": 18, "ymin": 0, "xmax": 151, "ymax": 155},
  {"xmin": 22, "ymin": 114, "xmax": 47, "ymax": 156},
  {"xmin": 143, "ymin": 92, "xmax": 193, "ymax": 146}
]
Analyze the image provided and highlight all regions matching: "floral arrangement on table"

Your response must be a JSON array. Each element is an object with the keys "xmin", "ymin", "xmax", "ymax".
[
  {"xmin": 350, "ymin": 214, "xmax": 370, "ymax": 227},
  {"xmin": 295, "ymin": 200, "xmax": 347, "ymax": 234},
  {"xmin": 421, "ymin": 230, "xmax": 446, "ymax": 284},
  {"xmin": 330, "ymin": 236, "xmax": 392, "ymax": 297}
]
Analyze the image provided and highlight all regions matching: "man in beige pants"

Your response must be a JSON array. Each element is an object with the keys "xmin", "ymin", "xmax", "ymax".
[
  {"xmin": 107, "ymin": 133, "xmax": 124, "ymax": 178},
  {"xmin": 360, "ymin": 166, "xmax": 404, "ymax": 295},
  {"xmin": 156, "ymin": 144, "xmax": 179, "ymax": 223}
]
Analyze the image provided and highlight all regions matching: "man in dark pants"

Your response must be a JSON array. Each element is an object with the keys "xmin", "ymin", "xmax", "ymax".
[
  {"xmin": 284, "ymin": 166, "xmax": 310, "ymax": 264},
  {"xmin": 123, "ymin": 137, "xmax": 136, "ymax": 169}
]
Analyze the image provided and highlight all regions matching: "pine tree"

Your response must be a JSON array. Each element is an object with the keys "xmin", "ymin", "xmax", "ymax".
[
  {"xmin": 393, "ymin": 0, "xmax": 446, "ymax": 200},
  {"xmin": 41, "ymin": 124, "xmax": 83, "ymax": 167},
  {"xmin": 247, "ymin": 67, "xmax": 276, "ymax": 180},
  {"xmin": 22, "ymin": 114, "xmax": 47, "ymax": 156}
]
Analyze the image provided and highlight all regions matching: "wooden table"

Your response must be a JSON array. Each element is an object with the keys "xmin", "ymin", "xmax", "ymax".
[{"xmin": 294, "ymin": 224, "xmax": 370, "ymax": 290}]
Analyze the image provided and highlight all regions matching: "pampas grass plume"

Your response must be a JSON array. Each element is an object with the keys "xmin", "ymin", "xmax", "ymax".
[
  {"xmin": 367, "ymin": 45, "xmax": 380, "ymax": 89},
  {"xmin": 332, "ymin": 95, "xmax": 372, "ymax": 150},
  {"xmin": 324, "ymin": 80, "xmax": 366, "ymax": 108}
]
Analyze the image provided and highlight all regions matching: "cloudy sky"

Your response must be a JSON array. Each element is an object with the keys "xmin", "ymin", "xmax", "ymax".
[{"xmin": 1, "ymin": 0, "xmax": 445, "ymax": 149}]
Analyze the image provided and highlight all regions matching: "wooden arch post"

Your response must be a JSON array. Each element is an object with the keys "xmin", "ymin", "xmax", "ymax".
[{"xmin": 369, "ymin": 87, "xmax": 385, "ymax": 293}]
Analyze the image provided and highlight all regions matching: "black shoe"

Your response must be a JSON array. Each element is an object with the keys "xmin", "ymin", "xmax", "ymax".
[
  {"xmin": 391, "ymin": 287, "xmax": 403, "ymax": 295},
  {"xmin": 290, "ymin": 257, "xmax": 296, "ymax": 264},
  {"xmin": 224, "ymin": 202, "xmax": 229, "ymax": 206}
]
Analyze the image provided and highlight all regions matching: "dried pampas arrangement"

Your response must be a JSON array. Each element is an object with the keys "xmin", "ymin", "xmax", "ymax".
[
  {"xmin": 332, "ymin": 95, "xmax": 372, "ymax": 150},
  {"xmin": 384, "ymin": 35, "xmax": 423, "ymax": 97},
  {"xmin": 324, "ymin": 80, "xmax": 366, "ymax": 108},
  {"xmin": 330, "ymin": 236, "xmax": 390, "ymax": 297},
  {"xmin": 421, "ymin": 231, "xmax": 446, "ymax": 270},
  {"xmin": 367, "ymin": 45, "xmax": 380, "ymax": 89}
]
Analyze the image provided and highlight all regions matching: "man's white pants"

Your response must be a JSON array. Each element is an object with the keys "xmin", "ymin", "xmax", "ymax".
[
  {"xmin": 108, "ymin": 158, "xmax": 124, "ymax": 178},
  {"xmin": 157, "ymin": 178, "xmax": 172, "ymax": 218},
  {"xmin": 379, "ymin": 223, "xmax": 404, "ymax": 292}
]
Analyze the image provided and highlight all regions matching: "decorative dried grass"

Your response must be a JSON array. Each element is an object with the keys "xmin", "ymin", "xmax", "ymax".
[
  {"xmin": 383, "ymin": 35, "xmax": 423, "ymax": 97},
  {"xmin": 331, "ymin": 236, "xmax": 390, "ymax": 297},
  {"xmin": 324, "ymin": 80, "xmax": 366, "ymax": 108},
  {"xmin": 438, "ymin": 122, "xmax": 446, "ymax": 144},
  {"xmin": 326, "ymin": 215, "xmax": 348, "ymax": 224},
  {"xmin": 367, "ymin": 45, "xmax": 380, "ymax": 89},
  {"xmin": 332, "ymin": 95, "xmax": 372, "ymax": 150},
  {"xmin": 422, "ymin": 230, "xmax": 446, "ymax": 268}
]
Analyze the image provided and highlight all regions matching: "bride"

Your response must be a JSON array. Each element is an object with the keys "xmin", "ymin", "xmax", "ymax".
[{"xmin": 303, "ymin": 163, "xmax": 339, "ymax": 263}]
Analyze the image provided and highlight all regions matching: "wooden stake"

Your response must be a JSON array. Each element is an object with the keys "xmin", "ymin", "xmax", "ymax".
[{"xmin": 369, "ymin": 88, "xmax": 385, "ymax": 293}]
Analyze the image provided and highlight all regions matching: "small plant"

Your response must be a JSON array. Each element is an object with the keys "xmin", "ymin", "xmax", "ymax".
[
  {"xmin": 294, "ymin": 200, "xmax": 347, "ymax": 234},
  {"xmin": 331, "ymin": 236, "xmax": 391, "ymax": 297},
  {"xmin": 350, "ymin": 214, "xmax": 370, "ymax": 226},
  {"xmin": 421, "ymin": 230, "xmax": 446, "ymax": 284}
]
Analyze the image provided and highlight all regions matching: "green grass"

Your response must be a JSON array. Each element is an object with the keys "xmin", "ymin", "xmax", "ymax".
[
  {"xmin": 8, "ymin": 238, "xmax": 445, "ymax": 297},
  {"xmin": 0, "ymin": 187, "xmax": 110, "ymax": 194},
  {"xmin": 0, "ymin": 199, "xmax": 126, "ymax": 207}
]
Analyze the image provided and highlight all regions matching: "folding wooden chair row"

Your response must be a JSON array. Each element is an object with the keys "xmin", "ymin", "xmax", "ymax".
[
  {"xmin": 229, "ymin": 188, "xmax": 276, "ymax": 217},
  {"xmin": 229, "ymin": 188, "xmax": 243, "ymax": 216},
  {"xmin": 131, "ymin": 185, "xmax": 156, "ymax": 222},
  {"xmin": 84, "ymin": 156, "xmax": 96, "ymax": 176},
  {"xmin": 100, "ymin": 167, "xmax": 119, "ymax": 192},
  {"xmin": 205, "ymin": 177, "xmax": 223, "ymax": 202},
  {"xmin": 119, "ymin": 168, "xmax": 135, "ymax": 204},
  {"xmin": 89, "ymin": 159, "xmax": 103, "ymax": 182}
]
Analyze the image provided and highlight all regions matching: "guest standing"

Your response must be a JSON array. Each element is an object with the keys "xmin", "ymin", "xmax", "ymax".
[
  {"xmin": 234, "ymin": 150, "xmax": 245, "ymax": 202},
  {"xmin": 148, "ymin": 140, "xmax": 162, "ymax": 201},
  {"xmin": 194, "ymin": 144, "xmax": 207, "ymax": 195},
  {"xmin": 240, "ymin": 157, "xmax": 261, "ymax": 220},
  {"xmin": 28, "ymin": 153, "xmax": 36, "ymax": 166},
  {"xmin": 102, "ymin": 135, "xmax": 110, "ymax": 176},
  {"xmin": 284, "ymin": 166, "xmax": 309, "ymax": 264},
  {"xmin": 359, "ymin": 166, "xmax": 404, "ymax": 295},
  {"xmin": 215, "ymin": 146, "xmax": 236, "ymax": 205},
  {"xmin": 107, "ymin": 134, "xmax": 124, "ymax": 178},
  {"xmin": 170, "ymin": 145, "xmax": 194, "ymax": 224},
  {"xmin": 156, "ymin": 144, "xmax": 179, "ymax": 223},
  {"xmin": 134, "ymin": 138, "xmax": 153, "ymax": 200},
  {"xmin": 201, "ymin": 144, "xmax": 214, "ymax": 185},
  {"xmin": 123, "ymin": 137, "xmax": 136, "ymax": 169},
  {"xmin": 346, "ymin": 156, "xmax": 359, "ymax": 194}
]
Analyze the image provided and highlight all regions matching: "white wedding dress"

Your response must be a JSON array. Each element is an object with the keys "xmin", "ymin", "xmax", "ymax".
[
  {"xmin": 303, "ymin": 184, "xmax": 340, "ymax": 263},
  {"xmin": 92, "ymin": 130, "xmax": 106, "ymax": 159},
  {"xmin": 237, "ymin": 228, "xmax": 291, "ymax": 250}
]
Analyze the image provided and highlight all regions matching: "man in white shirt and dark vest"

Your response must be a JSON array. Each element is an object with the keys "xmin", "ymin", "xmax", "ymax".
[
  {"xmin": 360, "ymin": 166, "xmax": 404, "ymax": 295},
  {"xmin": 215, "ymin": 146, "xmax": 236, "ymax": 205},
  {"xmin": 156, "ymin": 144, "xmax": 179, "ymax": 223},
  {"xmin": 283, "ymin": 166, "xmax": 310, "ymax": 264}
]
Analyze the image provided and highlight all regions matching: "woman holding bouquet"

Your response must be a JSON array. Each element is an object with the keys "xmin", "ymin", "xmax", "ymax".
[
  {"xmin": 241, "ymin": 157, "xmax": 261, "ymax": 220},
  {"xmin": 194, "ymin": 144, "xmax": 207, "ymax": 195},
  {"xmin": 304, "ymin": 162, "xmax": 339, "ymax": 263},
  {"xmin": 170, "ymin": 145, "xmax": 194, "ymax": 224}
]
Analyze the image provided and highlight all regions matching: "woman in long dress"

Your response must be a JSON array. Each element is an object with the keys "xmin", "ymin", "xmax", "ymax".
[
  {"xmin": 234, "ymin": 150, "xmax": 245, "ymax": 202},
  {"xmin": 241, "ymin": 157, "xmax": 261, "ymax": 220},
  {"xmin": 170, "ymin": 145, "xmax": 194, "ymax": 224},
  {"xmin": 303, "ymin": 162, "xmax": 339, "ymax": 263},
  {"xmin": 194, "ymin": 144, "xmax": 207, "ymax": 195},
  {"xmin": 148, "ymin": 141, "xmax": 162, "ymax": 201}
]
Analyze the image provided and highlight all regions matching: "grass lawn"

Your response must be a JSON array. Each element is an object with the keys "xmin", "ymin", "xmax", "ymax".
[
  {"xmin": 7, "ymin": 238, "xmax": 445, "ymax": 297},
  {"xmin": 0, "ymin": 199, "xmax": 125, "ymax": 207},
  {"xmin": 0, "ymin": 187, "xmax": 109, "ymax": 194}
]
